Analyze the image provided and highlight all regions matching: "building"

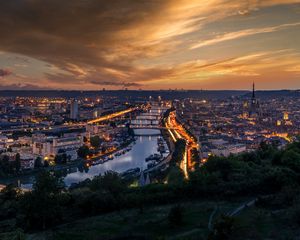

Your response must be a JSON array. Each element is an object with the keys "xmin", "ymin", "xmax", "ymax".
[
  {"xmin": 20, "ymin": 154, "xmax": 35, "ymax": 170},
  {"xmin": 70, "ymin": 99, "xmax": 79, "ymax": 119},
  {"xmin": 33, "ymin": 135, "xmax": 82, "ymax": 161},
  {"xmin": 201, "ymin": 143, "xmax": 247, "ymax": 158}
]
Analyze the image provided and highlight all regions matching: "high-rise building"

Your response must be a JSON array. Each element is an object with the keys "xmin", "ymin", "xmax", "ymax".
[{"xmin": 70, "ymin": 99, "xmax": 79, "ymax": 120}]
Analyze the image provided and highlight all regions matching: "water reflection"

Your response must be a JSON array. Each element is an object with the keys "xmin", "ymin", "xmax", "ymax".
[
  {"xmin": 63, "ymin": 131, "xmax": 161, "ymax": 186},
  {"xmin": 1, "ymin": 129, "xmax": 164, "ymax": 189}
]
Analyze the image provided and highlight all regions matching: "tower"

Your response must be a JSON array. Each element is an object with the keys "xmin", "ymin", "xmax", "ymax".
[
  {"xmin": 249, "ymin": 82, "xmax": 260, "ymax": 118},
  {"xmin": 251, "ymin": 82, "xmax": 256, "ymax": 103}
]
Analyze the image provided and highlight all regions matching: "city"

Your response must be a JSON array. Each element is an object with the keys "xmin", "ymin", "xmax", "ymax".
[
  {"xmin": 0, "ymin": 86, "xmax": 299, "ymax": 187},
  {"xmin": 0, "ymin": 0, "xmax": 300, "ymax": 239}
]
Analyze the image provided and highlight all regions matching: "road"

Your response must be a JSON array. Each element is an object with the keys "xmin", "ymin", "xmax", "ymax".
[{"xmin": 165, "ymin": 111, "xmax": 198, "ymax": 178}]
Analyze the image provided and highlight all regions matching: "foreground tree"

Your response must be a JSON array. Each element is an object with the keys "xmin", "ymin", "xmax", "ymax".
[
  {"xmin": 18, "ymin": 171, "xmax": 64, "ymax": 230},
  {"xmin": 167, "ymin": 166, "xmax": 185, "ymax": 186}
]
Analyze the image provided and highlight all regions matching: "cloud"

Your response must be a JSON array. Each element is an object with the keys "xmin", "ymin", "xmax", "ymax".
[
  {"xmin": 0, "ymin": 69, "xmax": 12, "ymax": 77},
  {"xmin": 90, "ymin": 81, "xmax": 142, "ymax": 88},
  {"xmin": 0, "ymin": 83, "xmax": 51, "ymax": 90},
  {"xmin": 140, "ymin": 49, "xmax": 300, "ymax": 88},
  {"xmin": 190, "ymin": 22, "xmax": 300, "ymax": 49},
  {"xmin": 0, "ymin": 0, "xmax": 299, "ymax": 89}
]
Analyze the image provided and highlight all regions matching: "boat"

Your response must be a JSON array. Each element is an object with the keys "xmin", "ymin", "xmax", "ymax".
[
  {"xmin": 158, "ymin": 145, "xmax": 166, "ymax": 153},
  {"xmin": 145, "ymin": 153, "xmax": 162, "ymax": 162},
  {"xmin": 145, "ymin": 154, "xmax": 155, "ymax": 162},
  {"xmin": 122, "ymin": 167, "xmax": 140, "ymax": 176},
  {"xmin": 147, "ymin": 161, "xmax": 156, "ymax": 168},
  {"xmin": 120, "ymin": 168, "xmax": 140, "ymax": 179}
]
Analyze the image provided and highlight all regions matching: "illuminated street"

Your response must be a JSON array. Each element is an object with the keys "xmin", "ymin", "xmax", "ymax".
[{"xmin": 166, "ymin": 111, "xmax": 198, "ymax": 178}]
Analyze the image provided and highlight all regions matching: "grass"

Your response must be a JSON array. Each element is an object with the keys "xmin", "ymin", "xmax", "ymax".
[
  {"xmin": 4, "ymin": 198, "xmax": 298, "ymax": 240},
  {"xmin": 24, "ymin": 200, "xmax": 241, "ymax": 240},
  {"xmin": 231, "ymin": 205, "xmax": 300, "ymax": 240}
]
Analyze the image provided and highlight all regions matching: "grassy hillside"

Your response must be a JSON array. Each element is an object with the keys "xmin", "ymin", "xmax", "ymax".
[{"xmin": 2, "ymin": 197, "xmax": 300, "ymax": 240}]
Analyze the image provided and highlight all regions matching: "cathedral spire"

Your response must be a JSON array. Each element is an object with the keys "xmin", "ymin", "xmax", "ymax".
[{"xmin": 252, "ymin": 82, "xmax": 255, "ymax": 99}]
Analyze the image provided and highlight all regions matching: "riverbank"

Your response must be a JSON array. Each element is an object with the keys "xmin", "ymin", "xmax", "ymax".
[{"xmin": 0, "ymin": 136, "xmax": 136, "ymax": 187}]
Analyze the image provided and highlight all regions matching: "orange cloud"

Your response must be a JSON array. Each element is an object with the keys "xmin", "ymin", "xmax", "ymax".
[
  {"xmin": 0, "ymin": 0, "xmax": 300, "ymax": 89},
  {"xmin": 190, "ymin": 22, "xmax": 300, "ymax": 49}
]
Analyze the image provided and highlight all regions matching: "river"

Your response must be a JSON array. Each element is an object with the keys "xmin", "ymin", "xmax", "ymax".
[
  {"xmin": 1, "ymin": 107, "xmax": 169, "ymax": 189},
  {"xmin": 3, "ymin": 128, "xmax": 166, "ymax": 189},
  {"xmin": 63, "ymin": 129, "xmax": 163, "ymax": 186}
]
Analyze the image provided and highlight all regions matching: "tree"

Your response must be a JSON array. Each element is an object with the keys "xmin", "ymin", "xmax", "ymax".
[
  {"xmin": 0, "ymin": 155, "xmax": 11, "ymax": 174},
  {"xmin": 15, "ymin": 153, "xmax": 21, "ymax": 173},
  {"xmin": 77, "ymin": 145, "xmax": 90, "ymax": 159},
  {"xmin": 19, "ymin": 171, "xmax": 64, "ymax": 230},
  {"xmin": 281, "ymin": 150, "xmax": 300, "ymax": 172},
  {"xmin": 90, "ymin": 136, "xmax": 102, "ymax": 149},
  {"xmin": 167, "ymin": 166, "xmax": 185, "ymax": 186},
  {"xmin": 34, "ymin": 157, "xmax": 43, "ymax": 169},
  {"xmin": 43, "ymin": 160, "xmax": 49, "ymax": 168},
  {"xmin": 191, "ymin": 148, "xmax": 200, "ymax": 170},
  {"xmin": 202, "ymin": 156, "xmax": 233, "ymax": 181},
  {"xmin": 54, "ymin": 153, "xmax": 67, "ymax": 164},
  {"xmin": 170, "ymin": 139, "xmax": 186, "ymax": 166},
  {"xmin": 90, "ymin": 171, "xmax": 126, "ymax": 197},
  {"xmin": 33, "ymin": 170, "xmax": 63, "ymax": 194}
]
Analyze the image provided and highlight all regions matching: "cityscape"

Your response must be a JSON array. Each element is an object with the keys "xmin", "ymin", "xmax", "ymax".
[{"xmin": 0, "ymin": 0, "xmax": 300, "ymax": 239}]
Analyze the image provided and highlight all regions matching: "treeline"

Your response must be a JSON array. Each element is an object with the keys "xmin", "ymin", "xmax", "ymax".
[
  {"xmin": 0, "ymin": 154, "xmax": 21, "ymax": 177},
  {"xmin": 0, "ymin": 154, "xmax": 45, "ymax": 177},
  {"xmin": 1, "ymin": 139, "xmax": 300, "ymax": 233}
]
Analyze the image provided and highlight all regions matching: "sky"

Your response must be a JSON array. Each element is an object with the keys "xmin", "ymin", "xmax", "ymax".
[{"xmin": 0, "ymin": 0, "xmax": 300, "ymax": 90}]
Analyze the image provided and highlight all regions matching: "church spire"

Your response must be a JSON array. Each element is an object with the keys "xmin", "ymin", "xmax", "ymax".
[{"xmin": 252, "ymin": 82, "xmax": 255, "ymax": 99}]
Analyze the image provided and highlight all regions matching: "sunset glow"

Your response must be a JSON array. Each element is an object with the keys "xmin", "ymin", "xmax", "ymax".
[{"xmin": 0, "ymin": 0, "xmax": 300, "ymax": 90}]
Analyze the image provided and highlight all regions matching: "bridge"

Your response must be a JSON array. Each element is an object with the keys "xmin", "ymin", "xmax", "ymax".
[
  {"xmin": 130, "ymin": 120, "xmax": 159, "ymax": 126},
  {"xmin": 135, "ymin": 115, "xmax": 162, "ymax": 120},
  {"xmin": 130, "ymin": 125, "xmax": 166, "ymax": 130},
  {"xmin": 130, "ymin": 125, "xmax": 177, "ymax": 130},
  {"xmin": 87, "ymin": 107, "xmax": 137, "ymax": 124}
]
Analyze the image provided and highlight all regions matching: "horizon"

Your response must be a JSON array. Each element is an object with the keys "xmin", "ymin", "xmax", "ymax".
[{"xmin": 0, "ymin": 88, "xmax": 299, "ymax": 92}]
